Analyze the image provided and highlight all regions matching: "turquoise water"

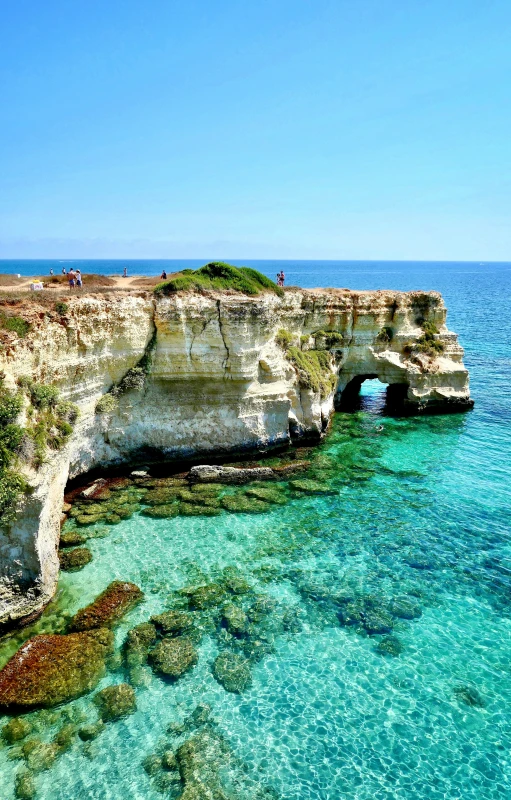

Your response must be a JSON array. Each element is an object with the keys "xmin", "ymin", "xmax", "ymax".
[{"xmin": 0, "ymin": 261, "xmax": 510, "ymax": 799}]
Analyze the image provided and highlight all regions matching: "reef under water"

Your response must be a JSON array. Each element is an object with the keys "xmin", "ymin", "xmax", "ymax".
[{"xmin": 0, "ymin": 378, "xmax": 510, "ymax": 799}]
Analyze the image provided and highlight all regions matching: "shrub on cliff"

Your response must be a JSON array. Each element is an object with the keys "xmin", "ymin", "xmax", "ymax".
[
  {"xmin": 0, "ymin": 311, "xmax": 30, "ymax": 338},
  {"xmin": 415, "ymin": 321, "xmax": 445, "ymax": 357},
  {"xmin": 0, "ymin": 383, "xmax": 27, "ymax": 524},
  {"xmin": 285, "ymin": 347, "xmax": 337, "ymax": 399},
  {"xmin": 154, "ymin": 262, "xmax": 284, "ymax": 297}
]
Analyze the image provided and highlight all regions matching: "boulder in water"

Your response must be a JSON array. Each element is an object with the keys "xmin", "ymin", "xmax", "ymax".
[
  {"xmin": 150, "ymin": 610, "xmax": 193, "ymax": 635},
  {"xmin": 213, "ymin": 651, "xmax": 252, "ymax": 693},
  {"xmin": 2, "ymin": 718, "xmax": 32, "ymax": 744},
  {"xmin": 150, "ymin": 637, "xmax": 197, "ymax": 679},
  {"xmin": 0, "ymin": 629, "xmax": 114, "ymax": 709},
  {"xmin": 94, "ymin": 683, "xmax": 136, "ymax": 721},
  {"xmin": 69, "ymin": 581, "xmax": 143, "ymax": 632},
  {"xmin": 59, "ymin": 547, "xmax": 92, "ymax": 571}
]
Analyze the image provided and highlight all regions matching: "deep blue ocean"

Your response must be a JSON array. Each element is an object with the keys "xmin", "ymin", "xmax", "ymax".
[{"xmin": 0, "ymin": 260, "xmax": 510, "ymax": 799}]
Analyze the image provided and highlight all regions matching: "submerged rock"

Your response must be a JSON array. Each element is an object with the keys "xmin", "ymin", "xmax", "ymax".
[
  {"xmin": 222, "ymin": 604, "xmax": 248, "ymax": 635},
  {"xmin": 150, "ymin": 637, "xmax": 198, "ymax": 679},
  {"xmin": 14, "ymin": 770, "xmax": 37, "ymax": 800},
  {"xmin": 453, "ymin": 685, "xmax": 485, "ymax": 708},
  {"xmin": 362, "ymin": 611, "xmax": 394, "ymax": 635},
  {"xmin": 94, "ymin": 683, "xmax": 136, "ymax": 721},
  {"xmin": 221, "ymin": 566, "xmax": 252, "ymax": 595},
  {"xmin": 59, "ymin": 547, "xmax": 93, "ymax": 572},
  {"xmin": 78, "ymin": 720, "xmax": 105, "ymax": 741},
  {"xmin": 141, "ymin": 504, "xmax": 180, "ymax": 519},
  {"xmin": 151, "ymin": 611, "xmax": 193, "ymax": 635},
  {"xmin": 375, "ymin": 636, "xmax": 403, "ymax": 657},
  {"xmin": 179, "ymin": 502, "xmax": 223, "ymax": 517},
  {"xmin": 22, "ymin": 739, "xmax": 59, "ymax": 772},
  {"xmin": 59, "ymin": 530, "xmax": 86, "ymax": 548},
  {"xmin": 53, "ymin": 723, "xmax": 76, "ymax": 753},
  {"xmin": 69, "ymin": 580, "xmax": 144, "ymax": 632},
  {"xmin": 142, "ymin": 753, "xmax": 163, "ymax": 775},
  {"xmin": 388, "ymin": 597, "xmax": 422, "ymax": 620},
  {"xmin": 245, "ymin": 486, "xmax": 288, "ymax": 505},
  {"xmin": 190, "ymin": 464, "xmax": 274, "ymax": 484},
  {"xmin": 0, "ymin": 629, "xmax": 114, "ymax": 709},
  {"xmin": 221, "ymin": 494, "xmax": 270, "ymax": 514},
  {"xmin": 180, "ymin": 583, "xmax": 226, "ymax": 610},
  {"xmin": 213, "ymin": 651, "xmax": 252, "ymax": 693},
  {"xmin": 288, "ymin": 479, "xmax": 335, "ymax": 495},
  {"xmin": 124, "ymin": 622, "xmax": 157, "ymax": 667},
  {"xmin": 2, "ymin": 718, "xmax": 32, "ymax": 744}
]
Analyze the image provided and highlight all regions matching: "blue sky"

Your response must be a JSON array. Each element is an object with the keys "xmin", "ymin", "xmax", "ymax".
[{"xmin": 0, "ymin": 0, "xmax": 510, "ymax": 260}]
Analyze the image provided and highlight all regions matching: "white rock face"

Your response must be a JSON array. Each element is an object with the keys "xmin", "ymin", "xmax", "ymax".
[{"xmin": 0, "ymin": 287, "xmax": 472, "ymax": 627}]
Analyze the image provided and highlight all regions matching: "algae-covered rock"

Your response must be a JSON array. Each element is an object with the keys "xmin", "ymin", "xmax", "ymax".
[
  {"xmin": 184, "ymin": 703, "xmax": 212, "ymax": 730},
  {"xmin": 2, "ymin": 718, "xmax": 32, "ymax": 744},
  {"xmin": 180, "ymin": 583, "xmax": 225, "ymax": 610},
  {"xmin": 190, "ymin": 483, "xmax": 224, "ymax": 496},
  {"xmin": 245, "ymin": 486, "xmax": 288, "ymax": 505},
  {"xmin": 69, "ymin": 580, "xmax": 143, "ymax": 632},
  {"xmin": 142, "ymin": 753, "xmax": 163, "ymax": 775},
  {"xmin": 222, "ymin": 604, "xmax": 248, "ymax": 635},
  {"xmin": 94, "ymin": 683, "xmax": 136, "ymax": 721},
  {"xmin": 375, "ymin": 636, "xmax": 403, "ymax": 657},
  {"xmin": 221, "ymin": 494, "xmax": 270, "ymax": 514},
  {"xmin": 288, "ymin": 479, "xmax": 335, "ymax": 495},
  {"xmin": 59, "ymin": 530, "xmax": 86, "ymax": 548},
  {"xmin": 53, "ymin": 723, "xmax": 76, "ymax": 753},
  {"xmin": 150, "ymin": 637, "xmax": 197, "ymax": 679},
  {"xmin": 15, "ymin": 770, "xmax": 36, "ymax": 800},
  {"xmin": 338, "ymin": 601, "xmax": 365, "ymax": 626},
  {"xmin": 78, "ymin": 720, "xmax": 105, "ymax": 741},
  {"xmin": 150, "ymin": 611, "xmax": 193, "ymax": 635},
  {"xmin": 176, "ymin": 729, "xmax": 231, "ymax": 797},
  {"xmin": 388, "ymin": 597, "xmax": 422, "ymax": 620},
  {"xmin": 124, "ymin": 622, "xmax": 157, "ymax": 667},
  {"xmin": 212, "ymin": 651, "xmax": 252, "ymax": 693},
  {"xmin": 143, "ymin": 487, "xmax": 182, "ymax": 506},
  {"xmin": 59, "ymin": 547, "xmax": 92, "ymax": 572},
  {"xmin": 363, "ymin": 611, "xmax": 394, "ymax": 635},
  {"xmin": 179, "ymin": 502, "xmax": 223, "ymax": 517},
  {"xmin": 141, "ymin": 504, "xmax": 180, "ymax": 519},
  {"xmin": 0, "ymin": 629, "xmax": 114, "ymax": 709},
  {"xmin": 22, "ymin": 739, "xmax": 59, "ymax": 772},
  {"xmin": 221, "ymin": 566, "xmax": 252, "ymax": 595},
  {"xmin": 76, "ymin": 514, "xmax": 104, "ymax": 527}
]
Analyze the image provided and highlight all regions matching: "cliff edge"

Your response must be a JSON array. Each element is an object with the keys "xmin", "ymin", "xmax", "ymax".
[{"xmin": 0, "ymin": 286, "xmax": 472, "ymax": 628}]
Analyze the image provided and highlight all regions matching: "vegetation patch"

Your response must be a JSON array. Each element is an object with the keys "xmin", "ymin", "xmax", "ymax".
[
  {"xmin": 0, "ymin": 382, "xmax": 27, "ymax": 523},
  {"xmin": 313, "ymin": 330, "xmax": 344, "ymax": 348},
  {"xmin": 285, "ymin": 347, "xmax": 337, "ymax": 399},
  {"xmin": 0, "ymin": 310, "xmax": 30, "ymax": 338},
  {"xmin": 55, "ymin": 301, "xmax": 68, "ymax": 315},
  {"xmin": 376, "ymin": 326, "xmax": 393, "ymax": 344},
  {"xmin": 275, "ymin": 328, "xmax": 295, "ymax": 348},
  {"xmin": 154, "ymin": 262, "xmax": 283, "ymax": 297},
  {"xmin": 414, "ymin": 321, "xmax": 445, "ymax": 357},
  {"xmin": 96, "ymin": 332, "xmax": 156, "ymax": 414}
]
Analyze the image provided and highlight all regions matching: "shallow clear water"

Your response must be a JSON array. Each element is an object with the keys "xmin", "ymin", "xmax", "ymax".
[{"xmin": 0, "ymin": 261, "xmax": 510, "ymax": 799}]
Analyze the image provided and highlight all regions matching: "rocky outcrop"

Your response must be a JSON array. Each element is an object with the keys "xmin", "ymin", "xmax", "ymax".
[{"xmin": 0, "ymin": 287, "xmax": 472, "ymax": 628}]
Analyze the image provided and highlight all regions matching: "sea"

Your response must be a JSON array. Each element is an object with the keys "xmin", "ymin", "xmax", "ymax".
[{"xmin": 0, "ymin": 260, "xmax": 510, "ymax": 799}]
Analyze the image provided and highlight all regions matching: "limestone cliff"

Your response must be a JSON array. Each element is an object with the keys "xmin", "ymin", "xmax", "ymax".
[{"xmin": 0, "ymin": 287, "xmax": 472, "ymax": 627}]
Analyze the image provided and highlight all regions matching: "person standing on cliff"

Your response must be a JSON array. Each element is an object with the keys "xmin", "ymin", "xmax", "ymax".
[
  {"xmin": 76, "ymin": 270, "xmax": 83, "ymax": 288},
  {"xmin": 280, "ymin": 270, "xmax": 285, "ymax": 286},
  {"xmin": 161, "ymin": 270, "xmax": 167, "ymax": 280},
  {"xmin": 68, "ymin": 269, "xmax": 76, "ymax": 289},
  {"xmin": 123, "ymin": 267, "xmax": 128, "ymax": 278}
]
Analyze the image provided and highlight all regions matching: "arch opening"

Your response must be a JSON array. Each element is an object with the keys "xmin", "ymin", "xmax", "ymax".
[{"xmin": 336, "ymin": 375, "xmax": 409, "ymax": 415}]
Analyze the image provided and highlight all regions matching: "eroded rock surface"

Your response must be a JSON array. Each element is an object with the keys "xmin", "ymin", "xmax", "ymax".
[{"xmin": 0, "ymin": 288, "xmax": 473, "ymax": 627}]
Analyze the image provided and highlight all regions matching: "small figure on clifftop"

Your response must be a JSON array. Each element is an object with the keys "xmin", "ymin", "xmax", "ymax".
[
  {"xmin": 123, "ymin": 267, "xmax": 128, "ymax": 278},
  {"xmin": 276, "ymin": 270, "xmax": 285, "ymax": 287},
  {"xmin": 161, "ymin": 270, "xmax": 167, "ymax": 280},
  {"xmin": 68, "ymin": 269, "xmax": 76, "ymax": 289},
  {"xmin": 61, "ymin": 266, "xmax": 66, "ymax": 275},
  {"xmin": 76, "ymin": 270, "xmax": 83, "ymax": 288},
  {"xmin": 49, "ymin": 268, "xmax": 54, "ymax": 276}
]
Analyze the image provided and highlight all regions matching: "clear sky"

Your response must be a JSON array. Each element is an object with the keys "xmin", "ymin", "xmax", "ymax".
[{"xmin": 0, "ymin": 0, "xmax": 510, "ymax": 260}]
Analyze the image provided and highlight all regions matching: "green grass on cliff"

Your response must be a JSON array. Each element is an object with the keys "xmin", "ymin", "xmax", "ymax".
[
  {"xmin": 286, "ymin": 347, "xmax": 337, "ymax": 399},
  {"xmin": 154, "ymin": 262, "xmax": 284, "ymax": 298}
]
